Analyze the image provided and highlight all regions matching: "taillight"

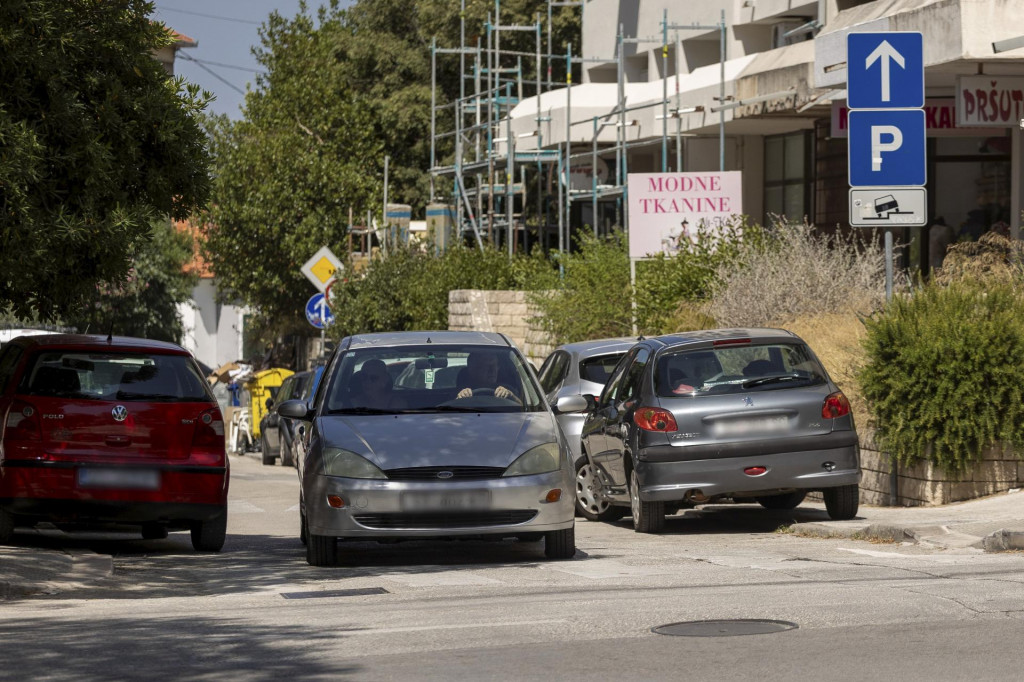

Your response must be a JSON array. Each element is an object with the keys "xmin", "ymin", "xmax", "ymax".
[
  {"xmin": 190, "ymin": 407, "xmax": 225, "ymax": 462},
  {"xmin": 822, "ymin": 392, "xmax": 851, "ymax": 419},
  {"xmin": 712, "ymin": 338, "xmax": 751, "ymax": 347},
  {"xmin": 5, "ymin": 400, "xmax": 42, "ymax": 442},
  {"xmin": 634, "ymin": 406, "xmax": 678, "ymax": 432}
]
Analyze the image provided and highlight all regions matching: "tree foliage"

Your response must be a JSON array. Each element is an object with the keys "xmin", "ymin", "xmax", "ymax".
[
  {"xmin": 0, "ymin": 0, "xmax": 211, "ymax": 319},
  {"xmin": 62, "ymin": 220, "xmax": 197, "ymax": 342}
]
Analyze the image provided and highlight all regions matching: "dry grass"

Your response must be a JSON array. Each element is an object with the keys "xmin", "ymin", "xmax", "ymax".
[{"xmin": 933, "ymin": 232, "xmax": 1024, "ymax": 286}]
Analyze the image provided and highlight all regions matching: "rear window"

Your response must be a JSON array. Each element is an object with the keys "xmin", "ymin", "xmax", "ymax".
[
  {"xmin": 655, "ymin": 343, "xmax": 827, "ymax": 397},
  {"xmin": 579, "ymin": 353, "xmax": 625, "ymax": 385},
  {"xmin": 19, "ymin": 351, "xmax": 213, "ymax": 402}
]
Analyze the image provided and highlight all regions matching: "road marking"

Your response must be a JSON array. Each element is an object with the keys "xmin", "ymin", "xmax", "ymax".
[
  {"xmin": 350, "ymin": 619, "xmax": 568, "ymax": 635},
  {"xmin": 381, "ymin": 571, "xmax": 503, "ymax": 587},
  {"xmin": 285, "ymin": 504, "xmax": 300, "ymax": 512},
  {"xmin": 837, "ymin": 548, "xmax": 985, "ymax": 562},
  {"xmin": 229, "ymin": 501, "xmax": 265, "ymax": 514}
]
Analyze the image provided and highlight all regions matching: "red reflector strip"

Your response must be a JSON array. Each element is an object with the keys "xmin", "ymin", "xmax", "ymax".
[{"xmin": 744, "ymin": 466, "xmax": 767, "ymax": 476}]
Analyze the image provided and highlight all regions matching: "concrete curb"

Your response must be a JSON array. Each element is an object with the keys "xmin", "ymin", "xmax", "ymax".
[
  {"xmin": 791, "ymin": 521, "xmax": 1024, "ymax": 553},
  {"xmin": 789, "ymin": 522, "xmax": 921, "ymax": 543},
  {"xmin": 979, "ymin": 529, "xmax": 1024, "ymax": 552}
]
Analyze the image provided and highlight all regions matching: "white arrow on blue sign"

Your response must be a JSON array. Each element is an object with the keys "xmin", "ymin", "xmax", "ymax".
[
  {"xmin": 848, "ymin": 109, "xmax": 926, "ymax": 187},
  {"xmin": 305, "ymin": 293, "xmax": 335, "ymax": 329},
  {"xmin": 847, "ymin": 32, "xmax": 924, "ymax": 109}
]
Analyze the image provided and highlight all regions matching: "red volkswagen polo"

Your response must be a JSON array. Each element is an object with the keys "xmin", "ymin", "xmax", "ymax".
[{"xmin": 0, "ymin": 335, "xmax": 229, "ymax": 551}]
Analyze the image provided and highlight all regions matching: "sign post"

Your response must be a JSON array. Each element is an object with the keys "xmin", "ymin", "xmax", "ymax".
[{"xmin": 846, "ymin": 31, "xmax": 927, "ymax": 297}]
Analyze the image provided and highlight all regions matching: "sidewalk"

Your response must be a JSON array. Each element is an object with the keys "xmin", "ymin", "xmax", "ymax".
[{"xmin": 791, "ymin": 488, "xmax": 1024, "ymax": 551}]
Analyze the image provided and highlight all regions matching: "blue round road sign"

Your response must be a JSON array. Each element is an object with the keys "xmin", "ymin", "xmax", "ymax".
[{"xmin": 305, "ymin": 293, "xmax": 335, "ymax": 329}]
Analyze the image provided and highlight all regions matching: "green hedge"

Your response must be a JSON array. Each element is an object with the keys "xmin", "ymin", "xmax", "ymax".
[{"xmin": 858, "ymin": 282, "xmax": 1024, "ymax": 474}]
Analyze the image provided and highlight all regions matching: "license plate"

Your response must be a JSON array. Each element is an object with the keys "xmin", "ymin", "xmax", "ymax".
[
  {"xmin": 712, "ymin": 416, "xmax": 789, "ymax": 438},
  {"xmin": 400, "ymin": 490, "xmax": 491, "ymax": 512},
  {"xmin": 77, "ymin": 468, "xmax": 160, "ymax": 490}
]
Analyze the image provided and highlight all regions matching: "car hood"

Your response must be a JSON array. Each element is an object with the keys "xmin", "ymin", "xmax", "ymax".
[{"xmin": 319, "ymin": 412, "xmax": 560, "ymax": 470}]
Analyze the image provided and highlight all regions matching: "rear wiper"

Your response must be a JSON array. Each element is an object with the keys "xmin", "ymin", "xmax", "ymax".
[
  {"xmin": 116, "ymin": 391, "xmax": 180, "ymax": 400},
  {"xmin": 741, "ymin": 375, "xmax": 804, "ymax": 389}
]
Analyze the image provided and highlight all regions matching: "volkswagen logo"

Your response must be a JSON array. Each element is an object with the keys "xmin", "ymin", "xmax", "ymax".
[
  {"xmin": 436, "ymin": 470, "xmax": 454, "ymax": 479},
  {"xmin": 111, "ymin": 405, "xmax": 128, "ymax": 422}
]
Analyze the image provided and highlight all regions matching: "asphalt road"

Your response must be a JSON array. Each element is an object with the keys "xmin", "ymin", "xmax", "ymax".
[{"xmin": 2, "ymin": 453, "xmax": 1023, "ymax": 681}]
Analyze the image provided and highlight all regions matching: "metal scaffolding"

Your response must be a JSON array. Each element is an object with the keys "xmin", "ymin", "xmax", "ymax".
[{"xmin": 428, "ymin": 1, "xmax": 727, "ymax": 254}]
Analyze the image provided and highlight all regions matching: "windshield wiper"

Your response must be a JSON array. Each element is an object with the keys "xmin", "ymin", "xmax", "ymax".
[
  {"xmin": 116, "ymin": 391, "xmax": 181, "ymax": 400},
  {"xmin": 326, "ymin": 407, "xmax": 398, "ymax": 415},
  {"xmin": 741, "ymin": 375, "xmax": 805, "ymax": 389},
  {"xmin": 398, "ymin": 405, "xmax": 486, "ymax": 413}
]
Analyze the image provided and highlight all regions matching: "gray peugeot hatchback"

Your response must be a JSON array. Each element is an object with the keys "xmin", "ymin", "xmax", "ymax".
[{"xmin": 578, "ymin": 328, "xmax": 860, "ymax": 533}]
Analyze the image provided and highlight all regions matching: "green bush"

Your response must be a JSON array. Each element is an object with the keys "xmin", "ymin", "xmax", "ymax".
[{"xmin": 858, "ymin": 281, "xmax": 1024, "ymax": 474}]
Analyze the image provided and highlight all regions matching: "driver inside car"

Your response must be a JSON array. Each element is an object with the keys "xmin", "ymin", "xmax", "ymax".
[{"xmin": 455, "ymin": 351, "xmax": 518, "ymax": 401}]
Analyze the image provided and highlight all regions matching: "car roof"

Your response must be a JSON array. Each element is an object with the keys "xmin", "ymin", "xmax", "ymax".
[
  {"xmin": 557, "ymin": 337, "xmax": 639, "ymax": 356},
  {"xmin": 341, "ymin": 331, "xmax": 512, "ymax": 349},
  {"xmin": 649, "ymin": 328, "xmax": 800, "ymax": 348},
  {"xmin": 10, "ymin": 333, "xmax": 191, "ymax": 355}
]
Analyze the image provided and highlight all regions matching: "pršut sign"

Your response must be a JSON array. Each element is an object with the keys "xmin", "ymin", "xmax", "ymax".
[
  {"xmin": 956, "ymin": 75, "xmax": 1024, "ymax": 127},
  {"xmin": 626, "ymin": 172, "xmax": 743, "ymax": 259}
]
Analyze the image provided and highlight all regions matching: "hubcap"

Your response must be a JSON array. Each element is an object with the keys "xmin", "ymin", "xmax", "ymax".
[{"xmin": 575, "ymin": 463, "xmax": 610, "ymax": 515}]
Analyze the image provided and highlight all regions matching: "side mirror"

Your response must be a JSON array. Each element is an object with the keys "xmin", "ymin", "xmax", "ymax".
[
  {"xmin": 553, "ymin": 394, "xmax": 589, "ymax": 414},
  {"xmin": 278, "ymin": 399, "xmax": 312, "ymax": 421},
  {"xmin": 582, "ymin": 394, "xmax": 599, "ymax": 411}
]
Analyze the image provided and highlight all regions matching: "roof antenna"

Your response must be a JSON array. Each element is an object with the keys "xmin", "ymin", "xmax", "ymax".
[{"xmin": 106, "ymin": 322, "xmax": 113, "ymax": 344}]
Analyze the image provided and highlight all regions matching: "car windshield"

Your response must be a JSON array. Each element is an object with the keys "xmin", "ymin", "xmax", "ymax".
[
  {"xmin": 19, "ymin": 351, "xmax": 212, "ymax": 402},
  {"xmin": 324, "ymin": 345, "xmax": 546, "ymax": 414},
  {"xmin": 654, "ymin": 342, "xmax": 827, "ymax": 397}
]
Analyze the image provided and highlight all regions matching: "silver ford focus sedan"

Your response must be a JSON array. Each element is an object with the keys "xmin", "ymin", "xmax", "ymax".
[{"xmin": 278, "ymin": 331, "xmax": 580, "ymax": 566}]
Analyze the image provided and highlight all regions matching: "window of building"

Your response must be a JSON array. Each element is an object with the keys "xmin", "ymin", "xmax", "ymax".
[{"xmin": 764, "ymin": 131, "xmax": 811, "ymax": 225}]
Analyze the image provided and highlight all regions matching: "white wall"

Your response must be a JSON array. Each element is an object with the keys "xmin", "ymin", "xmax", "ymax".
[{"xmin": 177, "ymin": 278, "xmax": 248, "ymax": 369}]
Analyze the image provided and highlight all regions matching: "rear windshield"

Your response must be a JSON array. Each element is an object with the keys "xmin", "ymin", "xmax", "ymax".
[
  {"xmin": 324, "ymin": 345, "xmax": 546, "ymax": 414},
  {"xmin": 655, "ymin": 343, "xmax": 827, "ymax": 397},
  {"xmin": 19, "ymin": 350, "xmax": 213, "ymax": 402},
  {"xmin": 579, "ymin": 353, "xmax": 625, "ymax": 385}
]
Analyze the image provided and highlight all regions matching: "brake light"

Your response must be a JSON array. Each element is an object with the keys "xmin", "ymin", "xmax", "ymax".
[
  {"xmin": 190, "ymin": 407, "xmax": 225, "ymax": 463},
  {"xmin": 634, "ymin": 407, "xmax": 678, "ymax": 432},
  {"xmin": 822, "ymin": 392, "xmax": 851, "ymax": 419},
  {"xmin": 712, "ymin": 338, "xmax": 751, "ymax": 347},
  {"xmin": 5, "ymin": 400, "xmax": 41, "ymax": 442}
]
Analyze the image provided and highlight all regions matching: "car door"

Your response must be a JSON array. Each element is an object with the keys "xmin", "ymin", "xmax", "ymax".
[
  {"xmin": 602, "ymin": 346, "xmax": 651, "ymax": 491},
  {"xmin": 263, "ymin": 376, "xmax": 291, "ymax": 451},
  {"xmin": 581, "ymin": 348, "xmax": 636, "ymax": 497}
]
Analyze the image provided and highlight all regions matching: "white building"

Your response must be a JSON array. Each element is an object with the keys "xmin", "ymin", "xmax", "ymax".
[{"xmin": 499, "ymin": 0, "xmax": 1024, "ymax": 273}]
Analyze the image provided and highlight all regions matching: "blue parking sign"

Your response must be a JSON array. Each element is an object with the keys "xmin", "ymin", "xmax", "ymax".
[
  {"xmin": 847, "ymin": 32, "xmax": 924, "ymax": 109},
  {"xmin": 848, "ymin": 109, "xmax": 926, "ymax": 187}
]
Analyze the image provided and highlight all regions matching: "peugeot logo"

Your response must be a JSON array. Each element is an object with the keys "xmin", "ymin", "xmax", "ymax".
[
  {"xmin": 742, "ymin": 396, "xmax": 754, "ymax": 407},
  {"xmin": 111, "ymin": 405, "xmax": 128, "ymax": 422},
  {"xmin": 436, "ymin": 471, "xmax": 454, "ymax": 479}
]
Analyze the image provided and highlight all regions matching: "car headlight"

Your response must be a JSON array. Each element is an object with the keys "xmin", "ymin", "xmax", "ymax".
[
  {"xmin": 322, "ymin": 447, "xmax": 386, "ymax": 479},
  {"xmin": 503, "ymin": 442, "xmax": 561, "ymax": 477}
]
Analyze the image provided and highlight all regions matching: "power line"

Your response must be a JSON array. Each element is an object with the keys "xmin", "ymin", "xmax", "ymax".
[
  {"xmin": 187, "ymin": 57, "xmax": 264, "ymax": 74},
  {"xmin": 158, "ymin": 7, "xmax": 263, "ymax": 25},
  {"xmin": 176, "ymin": 53, "xmax": 247, "ymax": 96}
]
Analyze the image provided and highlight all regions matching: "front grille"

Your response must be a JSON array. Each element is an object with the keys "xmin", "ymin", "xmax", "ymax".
[
  {"xmin": 383, "ymin": 466, "xmax": 506, "ymax": 481},
  {"xmin": 352, "ymin": 511, "xmax": 537, "ymax": 529}
]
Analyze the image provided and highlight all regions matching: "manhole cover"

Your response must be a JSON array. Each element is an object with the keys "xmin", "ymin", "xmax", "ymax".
[
  {"xmin": 652, "ymin": 619, "xmax": 798, "ymax": 637},
  {"xmin": 281, "ymin": 587, "xmax": 388, "ymax": 600}
]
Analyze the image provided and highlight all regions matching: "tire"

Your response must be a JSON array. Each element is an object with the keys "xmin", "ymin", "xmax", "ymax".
[
  {"xmin": 630, "ymin": 469, "xmax": 665, "ymax": 534},
  {"xmin": 191, "ymin": 508, "xmax": 228, "ymax": 552},
  {"xmin": 823, "ymin": 484, "xmax": 860, "ymax": 520},
  {"xmin": 0, "ymin": 508, "xmax": 14, "ymax": 544},
  {"xmin": 280, "ymin": 439, "xmax": 294, "ymax": 468},
  {"xmin": 544, "ymin": 525, "xmax": 576, "ymax": 560},
  {"xmin": 574, "ymin": 457, "xmax": 627, "ymax": 522},
  {"xmin": 756, "ymin": 491, "xmax": 807, "ymax": 511},
  {"xmin": 141, "ymin": 523, "xmax": 168, "ymax": 540},
  {"xmin": 261, "ymin": 436, "xmax": 276, "ymax": 465},
  {"xmin": 306, "ymin": 531, "xmax": 338, "ymax": 567},
  {"xmin": 299, "ymin": 509, "xmax": 308, "ymax": 546}
]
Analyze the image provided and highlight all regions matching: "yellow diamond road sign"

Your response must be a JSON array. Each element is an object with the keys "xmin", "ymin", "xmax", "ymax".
[{"xmin": 301, "ymin": 246, "xmax": 343, "ymax": 293}]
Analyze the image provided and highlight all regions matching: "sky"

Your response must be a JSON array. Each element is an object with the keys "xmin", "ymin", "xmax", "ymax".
[{"xmin": 151, "ymin": 1, "xmax": 352, "ymax": 120}]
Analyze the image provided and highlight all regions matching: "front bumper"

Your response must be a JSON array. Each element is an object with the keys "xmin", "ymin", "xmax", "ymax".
[
  {"xmin": 304, "ymin": 469, "xmax": 575, "ymax": 538},
  {"xmin": 635, "ymin": 433, "xmax": 861, "ymax": 503}
]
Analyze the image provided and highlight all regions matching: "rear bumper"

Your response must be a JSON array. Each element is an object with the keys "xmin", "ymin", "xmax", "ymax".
[
  {"xmin": 0, "ymin": 460, "xmax": 229, "ymax": 522},
  {"xmin": 635, "ymin": 433, "xmax": 861, "ymax": 502}
]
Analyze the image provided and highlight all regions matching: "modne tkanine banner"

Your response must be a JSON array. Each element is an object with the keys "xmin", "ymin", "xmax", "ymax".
[{"xmin": 626, "ymin": 171, "xmax": 743, "ymax": 259}]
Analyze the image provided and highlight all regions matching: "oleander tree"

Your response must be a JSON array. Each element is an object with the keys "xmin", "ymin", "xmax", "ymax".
[{"xmin": 0, "ymin": 0, "xmax": 211, "ymax": 320}]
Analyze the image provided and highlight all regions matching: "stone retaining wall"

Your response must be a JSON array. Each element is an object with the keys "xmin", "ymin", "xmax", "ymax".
[
  {"xmin": 448, "ymin": 289, "xmax": 554, "ymax": 365},
  {"xmin": 858, "ymin": 430, "xmax": 1024, "ymax": 506}
]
